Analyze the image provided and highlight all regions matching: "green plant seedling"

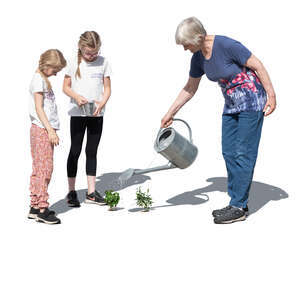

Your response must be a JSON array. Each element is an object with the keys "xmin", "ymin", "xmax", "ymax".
[
  {"xmin": 136, "ymin": 187, "xmax": 153, "ymax": 212},
  {"xmin": 104, "ymin": 190, "xmax": 120, "ymax": 211}
]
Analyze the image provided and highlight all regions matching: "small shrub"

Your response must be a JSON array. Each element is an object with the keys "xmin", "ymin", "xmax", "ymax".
[
  {"xmin": 136, "ymin": 187, "xmax": 153, "ymax": 211},
  {"xmin": 105, "ymin": 190, "xmax": 120, "ymax": 210}
]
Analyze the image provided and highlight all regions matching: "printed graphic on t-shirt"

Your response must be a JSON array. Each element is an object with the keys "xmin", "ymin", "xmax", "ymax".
[
  {"xmin": 45, "ymin": 89, "xmax": 55, "ymax": 101},
  {"xmin": 90, "ymin": 72, "xmax": 103, "ymax": 79},
  {"xmin": 218, "ymin": 67, "xmax": 267, "ymax": 113}
]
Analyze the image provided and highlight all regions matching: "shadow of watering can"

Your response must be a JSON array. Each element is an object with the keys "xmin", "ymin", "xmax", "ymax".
[{"xmin": 119, "ymin": 119, "xmax": 198, "ymax": 181}]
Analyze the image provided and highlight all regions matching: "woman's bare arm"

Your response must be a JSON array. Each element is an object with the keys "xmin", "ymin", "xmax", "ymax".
[
  {"xmin": 161, "ymin": 76, "xmax": 201, "ymax": 128},
  {"xmin": 245, "ymin": 54, "xmax": 276, "ymax": 116}
]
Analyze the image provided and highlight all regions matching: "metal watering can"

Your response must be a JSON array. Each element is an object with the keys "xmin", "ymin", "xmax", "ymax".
[{"xmin": 119, "ymin": 119, "xmax": 198, "ymax": 181}]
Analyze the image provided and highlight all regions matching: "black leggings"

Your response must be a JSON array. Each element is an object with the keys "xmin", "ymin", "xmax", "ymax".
[{"xmin": 67, "ymin": 116, "xmax": 103, "ymax": 177}]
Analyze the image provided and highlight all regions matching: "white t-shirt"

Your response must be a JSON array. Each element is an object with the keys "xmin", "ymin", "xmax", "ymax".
[
  {"xmin": 28, "ymin": 72, "xmax": 60, "ymax": 129},
  {"xmin": 65, "ymin": 55, "xmax": 112, "ymax": 117}
]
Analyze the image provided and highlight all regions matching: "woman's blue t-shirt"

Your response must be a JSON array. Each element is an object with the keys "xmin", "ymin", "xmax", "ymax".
[{"xmin": 189, "ymin": 35, "xmax": 266, "ymax": 114}]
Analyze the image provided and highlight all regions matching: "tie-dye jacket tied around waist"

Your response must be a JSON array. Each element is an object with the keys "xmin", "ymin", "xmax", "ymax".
[{"xmin": 218, "ymin": 67, "xmax": 267, "ymax": 114}]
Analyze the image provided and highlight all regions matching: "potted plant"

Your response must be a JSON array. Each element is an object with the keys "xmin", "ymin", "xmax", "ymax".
[
  {"xmin": 135, "ymin": 187, "xmax": 153, "ymax": 212},
  {"xmin": 104, "ymin": 190, "xmax": 120, "ymax": 211}
]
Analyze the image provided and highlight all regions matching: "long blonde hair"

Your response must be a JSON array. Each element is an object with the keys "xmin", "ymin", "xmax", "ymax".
[
  {"xmin": 37, "ymin": 49, "xmax": 66, "ymax": 90},
  {"xmin": 76, "ymin": 31, "xmax": 101, "ymax": 79}
]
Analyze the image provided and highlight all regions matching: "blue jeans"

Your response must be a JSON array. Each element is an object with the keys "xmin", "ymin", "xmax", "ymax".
[{"xmin": 222, "ymin": 111, "xmax": 264, "ymax": 208}]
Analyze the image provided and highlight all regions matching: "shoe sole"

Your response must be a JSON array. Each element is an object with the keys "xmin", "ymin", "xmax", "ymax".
[
  {"xmin": 36, "ymin": 217, "xmax": 61, "ymax": 224},
  {"xmin": 67, "ymin": 203, "xmax": 81, "ymax": 207},
  {"xmin": 28, "ymin": 214, "xmax": 38, "ymax": 219},
  {"xmin": 84, "ymin": 199, "xmax": 106, "ymax": 206},
  {"xmin": 214, "ymin": 215, "xmax": 247, "ymax": 224}
]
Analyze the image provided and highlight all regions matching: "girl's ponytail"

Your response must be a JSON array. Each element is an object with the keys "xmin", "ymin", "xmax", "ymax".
[
  {"xmin": 37, "ymin": 67, "xmax": 51, "ymax": 91},
  {"xmin": 75, "ymin": 48, "xmax": 82, "ymax": 79}
]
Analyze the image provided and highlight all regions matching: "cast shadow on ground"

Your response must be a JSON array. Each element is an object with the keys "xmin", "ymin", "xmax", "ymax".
[
  {"xmin": 129, "ymin": 177, "xmax": 289, "ymax": 214},
  {"xmin": 50, "ymin": 172, "xmax": 150, "ymax": 215}
]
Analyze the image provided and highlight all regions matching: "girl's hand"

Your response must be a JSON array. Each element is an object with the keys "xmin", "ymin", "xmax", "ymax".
[
  {"xmin": 48, "ymin": 129, "xmax": 59, "ymax": 146},
  {"xmin": 161, "ymin": 113, "xmax": 174, "ymax": 128},
  {"xmin": 263, "ymin": 95, "xmax": 276, "ymax": 116},
  {"xmin": 75, "ymin": 95, "xmax": 88, "ymax": 106},
  {"xmin": 93, "ymin": 100, "xmax": 105, "ymax": 116}
]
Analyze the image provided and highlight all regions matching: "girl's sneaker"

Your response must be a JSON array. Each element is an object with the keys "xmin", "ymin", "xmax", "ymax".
[
  {"xmin": 28, "ymin": 207, "xmax": 40, "ymax": 219},
  {"xmin": 36, "ymin": 208, "xmax": 61, "ymax": 224},
  {"xmin": 85, "ymin": 190, "xmax": 106, "ymax": 205},
  {"xmin": 67, "ymin": 190, "xmax": 81, "ymax": 207}
]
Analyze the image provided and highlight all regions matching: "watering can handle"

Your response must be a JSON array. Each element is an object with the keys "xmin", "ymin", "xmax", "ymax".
[
  {"xmin": 172, "ymin": 118, "xmax": 193, "ymax": 143},
  {"xmin": 157, "ymin": 118, "xmax": 193, "ymax": 144}
]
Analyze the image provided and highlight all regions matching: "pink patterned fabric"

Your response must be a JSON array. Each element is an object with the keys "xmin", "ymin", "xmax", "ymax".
[{"xmin": 29, "ymin": 124, "xmax": 54, "ymax": 208}]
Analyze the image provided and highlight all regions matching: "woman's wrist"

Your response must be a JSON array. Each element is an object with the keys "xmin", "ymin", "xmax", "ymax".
[
  {"xmin": 267, "ymin": 92, "xmax": 276, "ymax": 99},
  {"xmin": 166, "ymin": 111, "xmax": 175, "ymax": 119}
]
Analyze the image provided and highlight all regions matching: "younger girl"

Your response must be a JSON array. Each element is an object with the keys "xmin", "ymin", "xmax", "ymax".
[
  {"xmin": 63, "ymin": 31, "xmax": 112, "ymax": 206},
  {"xmin": 28, "ymin": 49, "xmax": 66, "ymax": 224}
]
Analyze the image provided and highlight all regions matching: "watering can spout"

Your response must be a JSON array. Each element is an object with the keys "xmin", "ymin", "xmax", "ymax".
[
  {"xmin": 134, "ymin": 162, "xmax": 176, "ymax": 175},
  {"xmin": 118, "ymin": 162, "xmax": 176, "ymax": 182}
]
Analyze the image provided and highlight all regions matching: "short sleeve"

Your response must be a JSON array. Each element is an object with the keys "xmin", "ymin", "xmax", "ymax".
[
  {"xmin": 227, "ymin": 39, "xmax": 252, "ymax": 66},
  {"xmin": 32, "ymin": 74, "xmax": 44, "ymax": 93},
  {"xmin": 189, "ymin": 52, "xmax": 204, "ymax": 78},
  {"xmin": 64, "ymin": 60, "xmax": 74, "ymax": 77},
  {"xmin": 104, "ymin": 59, "xmax": 112, "ymax": 77}
]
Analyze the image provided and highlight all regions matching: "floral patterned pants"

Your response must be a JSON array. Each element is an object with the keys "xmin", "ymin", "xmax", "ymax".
[{"xmin": 29, "ymin": 124, "xmax": 54, "ymax": 209}]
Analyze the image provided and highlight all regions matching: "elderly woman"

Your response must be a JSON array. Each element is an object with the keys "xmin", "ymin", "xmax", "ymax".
[{"xmin": 161, "ymin": 17, "xmax": 276, "ymax": 224}]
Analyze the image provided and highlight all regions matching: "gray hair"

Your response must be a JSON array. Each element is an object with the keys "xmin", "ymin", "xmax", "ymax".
[{"xmin": 175, "ymin": 17, "xmax": 207, "ymax": 45}]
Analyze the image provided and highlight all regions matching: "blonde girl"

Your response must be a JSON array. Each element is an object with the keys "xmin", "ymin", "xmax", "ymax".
[
  {"xmin": 63, "ymin": 31, "xmax": 112, "ymax": 206},
  {"xmin": 28, "ymin": 49, "xmax": 66, "ymax": 224}
]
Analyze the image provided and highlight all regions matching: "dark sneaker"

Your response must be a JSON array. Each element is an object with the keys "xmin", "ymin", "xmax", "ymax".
[
  {"xmin": 36, "ymin": 208, "xmax": 61, "ymax": 224},
  {"xmin": 28, "ymin": 207, "xmax": 40, "ymax": 219},
  {"xmin": 67, "ymin": 190, "xmax": 80, "ymax": 207},
  {"xmin": 212, "ymin": 205, "xmax": 249, "ymax": 217},
  {"xmin": 214, "ymin": 206, "xmax": 246, "ymax": 224},
  {"xmin": 85, "ymin": 190, "xmax": 106, "ymax": 205}
]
